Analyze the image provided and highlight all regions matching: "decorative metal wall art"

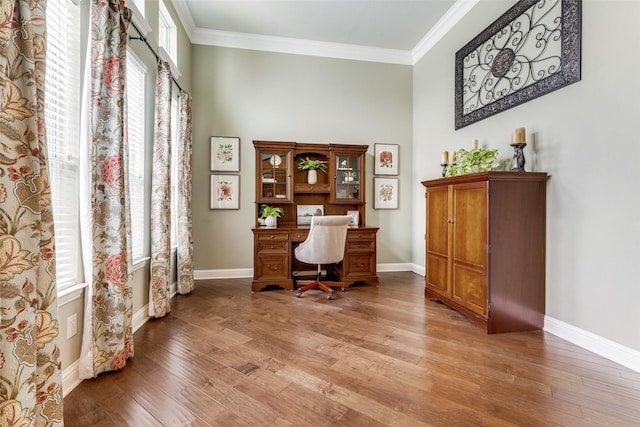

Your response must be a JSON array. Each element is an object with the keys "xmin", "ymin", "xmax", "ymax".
[{"xmin": 455, "ymin": 0, "xmax": 581, "ymax": 129}]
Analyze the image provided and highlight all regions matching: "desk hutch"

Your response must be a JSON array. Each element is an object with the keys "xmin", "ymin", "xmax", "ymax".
[{"xmin": 251, "ymin": 140, "xmax": 379, "ymax": 292}]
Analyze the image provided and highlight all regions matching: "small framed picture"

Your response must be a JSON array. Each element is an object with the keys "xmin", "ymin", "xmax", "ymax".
[
  {"xmin": 297, "ymin": 205, "xmax": 324, "ymax": 226},
  {"xmin": 374, "ymin": 143, "xmax": 399, "ymax": 175},
  {"xmin": 346, "ymin": 210, "xmax": 360, "ymax": 227},
  {"xmin": 211, "ymin": 136, "xmax": 240, "ymax": 172},
  {"xmin": 374, "ymin": 177, "xmax": 399, "ymax": 209},
  {"xmin": 211, "ymin": 174, "xmax": 240, "ymax": 209}
]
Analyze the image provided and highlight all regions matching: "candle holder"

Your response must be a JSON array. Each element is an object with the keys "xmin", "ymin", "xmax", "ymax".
[
  {"xmin": 510, "ymin": 142, "xmax": 526, "ymax": 172},
  {"xmin": 441, "ymin": 163, "xmax": 448, "ymax": 177}
]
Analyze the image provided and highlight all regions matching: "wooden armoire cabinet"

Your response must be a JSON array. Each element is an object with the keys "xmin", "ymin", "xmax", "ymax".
[{"xmin": 422, "ymin": 171, "xmax": 548, "ymax": 333}]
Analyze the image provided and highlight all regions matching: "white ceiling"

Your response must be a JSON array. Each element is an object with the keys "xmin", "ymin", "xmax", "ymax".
[{"xmin": 171, "ymin": 0, "xmax": 479, "ymax": 64}]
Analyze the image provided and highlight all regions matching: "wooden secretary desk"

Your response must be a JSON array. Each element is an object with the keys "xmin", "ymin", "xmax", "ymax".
[{"xmin": 251, "ymin": 140, "xmax": 379, "ymax": 292}]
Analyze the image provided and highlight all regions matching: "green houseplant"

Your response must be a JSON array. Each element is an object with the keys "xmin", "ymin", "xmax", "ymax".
[
  {"xmin": 297, "ymin": 157, "xmax": 327, "ymax": 184},
  {"xmin": 297, "ymin": 157, "xmax": 328, "ymax": 173},
  {"xmin": 446, "ymin": 147, "xmax": 500, "ymax": 177},
  {"xmin": 260, "ymin": 204, "xmax": 283, "ymax": 227}
]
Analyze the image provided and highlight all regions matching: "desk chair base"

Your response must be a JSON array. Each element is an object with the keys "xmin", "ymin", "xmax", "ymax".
[{"xmin": 295, "ymin": 279, "xmax": 347, "ymax": 300}]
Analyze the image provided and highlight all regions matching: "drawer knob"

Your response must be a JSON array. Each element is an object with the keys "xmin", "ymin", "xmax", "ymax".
[{"xmin": 268, "ymin": 265, "xmax": 279, "ymax": 271}]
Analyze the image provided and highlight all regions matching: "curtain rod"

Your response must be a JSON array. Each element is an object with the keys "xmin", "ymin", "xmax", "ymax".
[{"xmin": 129, "ymin": 20, "xmax": 184, "ymax": 93}]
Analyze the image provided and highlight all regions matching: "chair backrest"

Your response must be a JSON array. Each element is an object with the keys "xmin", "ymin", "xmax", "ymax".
[{"xmin": 294, "ymin": 215, "xmax": 351, "ymax": 265}]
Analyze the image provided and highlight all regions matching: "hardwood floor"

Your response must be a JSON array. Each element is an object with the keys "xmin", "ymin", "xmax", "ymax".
[{"xmin": 64, "ymin": 272, "xmax": 640, "ymax": 426}]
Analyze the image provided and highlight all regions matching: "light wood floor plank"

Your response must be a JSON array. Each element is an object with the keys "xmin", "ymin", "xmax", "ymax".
[{"xmin": 64, "ymin": 272, "xmax": 640, "ymax": 426}]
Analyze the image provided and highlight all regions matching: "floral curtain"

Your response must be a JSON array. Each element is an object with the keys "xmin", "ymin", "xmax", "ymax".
[
  {"xmin": 79, "ymin": 0, "xmax": 134, "ymax": 379},
  {"xmin": 177, "ymin": 90, "xmax": 194, "ymax": 294},
  {"xmin": 0, "ymin": 0, "xmax": 64, "ymax": 424},
  {"xmin": 149, "ymin": 60, "xmax": 172, "ymax": 317}
]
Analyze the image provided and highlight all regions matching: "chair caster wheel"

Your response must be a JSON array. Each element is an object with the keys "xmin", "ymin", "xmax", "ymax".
[
  {"xmin": 327, "ymin": 294, "xmax": 333, "ymax": 300},
  {"xmin": 296, "ymin": 293, "xmax": 302, "ymax": 298},
  {"xmin": 340, "ymin": 287, "xmax": 346, "ymax": 292}
]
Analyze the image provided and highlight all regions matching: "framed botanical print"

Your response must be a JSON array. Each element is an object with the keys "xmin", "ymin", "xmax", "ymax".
[
  {"xmin": 373, "ymin": 177, "xmax": 399, "ymax": 209},
  {"xmin": 210, "ymin": 174, "xmax": 240, "ymax": 209},
  {"xmin": 210, "ymin": 136, "xmax": 240, "ymax": 172},
  {"xmin": 374, "ymin": 143, "xmax": 399, "ymax": 175}
]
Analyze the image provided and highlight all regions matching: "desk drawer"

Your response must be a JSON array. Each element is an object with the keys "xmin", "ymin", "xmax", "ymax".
[
  {"xmin": 346, "ymin": 240, "xmax": 374, "ymax": 252},
  {"xmin": 256, "ymin": 254, "xmax": 289, "ymax": 280},
  {"xmin": 344, "ymin": 253, "xmax": 374, "ymax": 276},
  {"xmin": 257, "ymin": 231, "xmax": 289, "ymax": 241},
  {"xmin": 257, "ymin": 240, "xmax": 288, "ymax": 253},
  {"xmin": 347, "ymin": 231, "xmax": 376, "ymax": 241},
  {"xmin": 290, "ymin": 230, "xmax": 309, "ymax": 242}
]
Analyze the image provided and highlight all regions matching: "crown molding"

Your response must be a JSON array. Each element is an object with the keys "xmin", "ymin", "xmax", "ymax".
[
  {"xmin": 191, "ymin": 28, "xmax": 413, "ymax": 65},
  {"xmin": 171, "ymin": 0, "xmax": 196, "ymax": 39},
  {"xmin": 171, "ymin": 0, "xmax": 476, "ymax": 65},
  {"xmin": 412, "ymin": 0, "xmax": 479, "ymax": 64}
]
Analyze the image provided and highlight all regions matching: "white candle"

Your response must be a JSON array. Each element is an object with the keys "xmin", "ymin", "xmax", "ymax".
[
  {"xmin": 471, "ymin": 139, "xmax": 478, "ymax": 149},
  {"xmin": 441, "ymin": 151, "xmax": 449, "ymax": 165}
]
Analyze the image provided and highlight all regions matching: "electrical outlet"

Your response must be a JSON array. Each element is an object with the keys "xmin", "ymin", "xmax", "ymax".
[{"xmin": 67, "ymin": 313, "xmax": 78, "ymax": 339}]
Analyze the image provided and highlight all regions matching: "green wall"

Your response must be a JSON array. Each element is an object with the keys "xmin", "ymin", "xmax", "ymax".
[{"xmin": 190, "ymin": 46, "xmax": 413, "ymax": 271}]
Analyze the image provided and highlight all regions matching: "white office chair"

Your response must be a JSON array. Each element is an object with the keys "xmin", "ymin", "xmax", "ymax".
[{"xmin": 294, "ymin": 215, "xmax": 352, "ymax": 300}]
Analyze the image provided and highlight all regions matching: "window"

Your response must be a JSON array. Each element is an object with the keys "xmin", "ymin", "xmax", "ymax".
[
  {"xmin": 170, "ymin": 91, "xmax": 179, "ymax": 249},
  {"xmin": 125, "ymin": 49, "xmax": 147, "ymax": 261},
  {"xmin": 45, "ymin": 0, "xmax": 81, "ymax": 289},
  {"xmin": 158, "ymin": 0, "xmax": 177, "ymax": 65}
]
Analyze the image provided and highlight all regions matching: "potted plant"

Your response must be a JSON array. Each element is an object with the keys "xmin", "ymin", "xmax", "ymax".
[
  {"xmin": 260, "ymin": 204, "xmax": 283, "ymax": 227},
  {"xmin": 446, "ymin": 147, "xmax": 500, "ymax": 177},
  {"xmin": 297, "ymin": 157, "xmax": 327, "ymax": 184}
]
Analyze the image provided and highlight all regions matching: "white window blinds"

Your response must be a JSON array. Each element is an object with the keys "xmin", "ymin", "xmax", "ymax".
[
  {"xmin": 125, "ymin": 50, "xmax": 147, "ymax": 260},
  {"xmin": 45, "ymin": 0, "xmax": 81, "ymax": 289},
  {"xmin": 170, "ymin": 92, "xmax": 179, "ymax": 249}
]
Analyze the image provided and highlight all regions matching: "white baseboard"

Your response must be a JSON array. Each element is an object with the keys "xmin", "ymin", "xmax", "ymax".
[
  {"xmin": 194, "ymin": 268, "xmax": 253, "ymax": 280},
  {"xmin": 544, "ymin": 316, "xmax": 640, "ymax": 373},
  {"xmin": 410, "ymin": 263, "xmax": 425, "ymax": 276},
  {"xmin": 194, "ymin": 263, "xmax": 421, "ymax": 281},
  {"xmin": 62, "ymin": 359, "xmax": 81, "ymax": 398},
  {"xmin": 377, "ymin": 262, "xmax": 416, "ymax": 273},
  {"xmin": 133, "ymin": 303, "xmax": 150, "ymax": 333}
]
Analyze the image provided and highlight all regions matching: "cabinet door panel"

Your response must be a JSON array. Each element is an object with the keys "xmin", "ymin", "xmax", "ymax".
[
  {"xmin": 452, "ymin": 182, "xmax": 487, "ymax": 269},
  {"xmin": 426, "ymin": 186, "xmax": 450, "ymax": 295},
  {"xmin": 452, "ymin": 264, "xmax": 487, "ymax": 315},
  {"xmin": 426, "ymin": 187, "xmax": 449, "ymax": 255},
  {"xmin": 451, "ymin": 181, "xmax": 488, "ymax": 315},
  {"xmin": 426, "ymin": 253, "xmax": 448, "ymax": 295}
]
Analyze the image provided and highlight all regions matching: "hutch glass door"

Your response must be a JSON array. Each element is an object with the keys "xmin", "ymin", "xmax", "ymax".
[
  {"xmin": 334, "ymin": 154, "xmax": 362, "ymax": 202},
  {"xmin": 259, "ymin": 151, "xmax": 291, "ymax": 202}
]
